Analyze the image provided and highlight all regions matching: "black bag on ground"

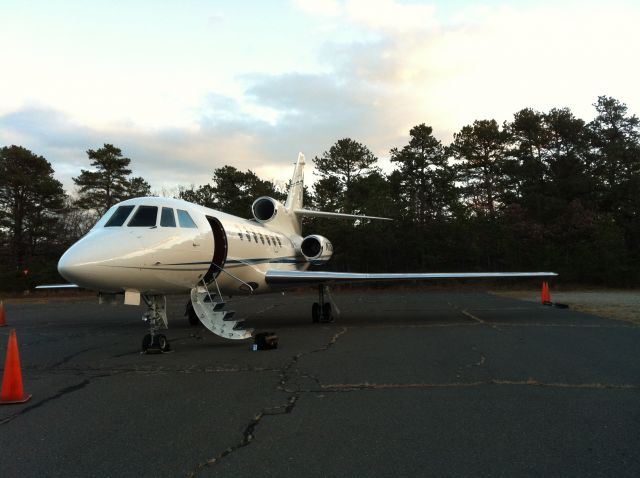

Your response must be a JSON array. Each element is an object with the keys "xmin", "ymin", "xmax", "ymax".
[{"xmin": 254, "ymin": 332, "xmax": 278, "ymax": 350}]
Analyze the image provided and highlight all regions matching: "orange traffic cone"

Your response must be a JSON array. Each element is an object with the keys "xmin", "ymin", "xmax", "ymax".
[
  {"xmin": 541, "ymin": 281, "xmax": 552, "ymax": 305},
  {"xmin": 1, "ymin": 329, "xmax": 32, "ymax": 404},
  {"xmin": 0, "ymin": 301, "xmax": 6, "ymax": 327}
]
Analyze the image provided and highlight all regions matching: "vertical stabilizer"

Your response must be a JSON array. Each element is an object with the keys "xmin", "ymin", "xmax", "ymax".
[{"xmin": 285, "ymin": 153, "xmax": 305, "ymax": 212}]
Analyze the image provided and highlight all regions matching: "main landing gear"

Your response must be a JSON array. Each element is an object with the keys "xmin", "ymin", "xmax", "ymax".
[
  {"xmin": 312, "ymin": 284, "xmax": 334, "ymax": 323},
  {"xmin": 141, "ymin": 294, "xmax": 172, "ymax": 354}
]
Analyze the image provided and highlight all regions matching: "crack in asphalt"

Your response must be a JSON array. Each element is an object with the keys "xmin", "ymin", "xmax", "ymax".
[
  {"xmin": 316, "ymin": 379, "xmax": 640, "ymax": 392},
  {"xmin": 25, "ymin": 365, "xmax": 281, "ymax": 376},
  {"xmin": 455, "ymin": 346, "xmax": 487, "ymax": 379},
  {"xmin": 447, "ymin": 301, "xmax": 505, "ymax": 331},
  {"xmin": 494, "ymin": 323, "xmax": 638, "ymax": 328},
  {"xmin": 185, "ymin": 395, "xmax": 299, "ymax": 478},
  {"xmin": 0, "ymin": 373, "xmax": 112, "ymax": 426},
  {"xmin": 460, "ymin": 309, "xmax": 484, "ymax": 323},
  {"xmin": 187, "ymin": 326, "xmax": 349, "ymax": 477},
  {"xmin": 186, "ymin": 324, "xmax": 563, "ymax": 476},
  {"xmin": 279, "ymin": 326, "xmax": 348, "ymax": 393},
  {"xmin": 10, "ymin": 296, "xmax": 635, "ymax": 476},
  {"xmin": 2, "ymin": 361, "xmax": 279, "ymax": 430},
  {"xmin": 357, "ymin": 323, "xmax": 479, "ymax": 329},
  {"xmin": 48, "ymin": 346, "xmax": 101, "ymax": 368}
]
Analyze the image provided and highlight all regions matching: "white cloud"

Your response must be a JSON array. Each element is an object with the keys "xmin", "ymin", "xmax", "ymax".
[
  {"xmin": 0, "ymin": 106, "xmax": 273, "ymax": 195},
  {"xmin": 2, "ymin": 0, "xmax": 640, "ymax": 198},
  {"xmin": 296, "ymin": 1, "xmax": 640, "ymax": 141}
]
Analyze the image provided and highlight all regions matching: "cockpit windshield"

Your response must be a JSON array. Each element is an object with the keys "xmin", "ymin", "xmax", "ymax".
[
  {"xmin": 104, "ymin": 205, "xmax": 135, "ymax": 227},
  {"xmin": 160, "ymin": 207, "xmax": 176, "ymax": 227},
  {"xmin": 103, "ymin": 205, "xmax": 196, "ymax": 228},
  {"xmin": 177, "ymin": 209, "xmax": 198, "ymax": 228},
  {"xmin": 128, "ymin": 206, "xmax": 158, "ymax": 227}
]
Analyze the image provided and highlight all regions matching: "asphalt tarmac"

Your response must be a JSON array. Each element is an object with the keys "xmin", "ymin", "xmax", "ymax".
[{"xmin": 1, "ymin": 288, "xmax": 639, "ymax": 477}]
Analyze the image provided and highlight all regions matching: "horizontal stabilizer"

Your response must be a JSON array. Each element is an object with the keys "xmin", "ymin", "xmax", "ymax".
[
  {"xmin": 266, "ymin": 270, "xmax": 557, "ymax": 286},
  {"xmin": 294, "ymin": 209, "xmax": 392, "ymax": 221}
]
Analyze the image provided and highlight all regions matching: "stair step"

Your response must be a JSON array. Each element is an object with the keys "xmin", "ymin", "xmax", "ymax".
[
  {"xmin": 213, "ymin": 302, "xmax": 226, "ymax": 311},
  {"xmin": 190, "ymin": 287, "xmax": 251, "ymax": 341},
  {"xmin": 202, "ymin": 294, "xmax": 217, "ymax": 303}
]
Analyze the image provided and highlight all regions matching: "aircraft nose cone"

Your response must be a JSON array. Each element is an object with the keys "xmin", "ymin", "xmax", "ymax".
[
  {"xmin": 58, "ymin": 244, "xmax": 94, "ymax": 287},
  {"xmin": 58, "ymin": 247, "xmax": 83, "ymax": 285}
]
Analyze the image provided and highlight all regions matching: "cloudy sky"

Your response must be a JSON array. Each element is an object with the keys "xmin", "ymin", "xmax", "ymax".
[{"xmin": 1, "ymin": 0, "xmax": 639, "ymax": 194}]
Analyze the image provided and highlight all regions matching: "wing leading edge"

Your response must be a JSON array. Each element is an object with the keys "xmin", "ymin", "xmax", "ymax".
[
  {"xmin": 294, "ymin": 209, "xmax": 392, "ymax": 221},
  {"xmin": 35, "ymin": 284, "xmax": 81, "ymax": 289},
  {"xmin": 265, "ymin": 270, "xmax": 557, "ymax": 286}
]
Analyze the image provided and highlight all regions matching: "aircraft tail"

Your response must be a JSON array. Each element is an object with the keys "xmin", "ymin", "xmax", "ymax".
[
  {"xmin": 285, "ymin": 152, "xmax": 305, "ymax": 212},
  {"xmin": 275, "ymin": 152, "xmax": 390, "ymax": 236}
]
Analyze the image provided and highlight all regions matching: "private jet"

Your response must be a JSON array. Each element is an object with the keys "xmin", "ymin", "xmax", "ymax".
[{"xmin": 45, "ymin": 153, "xmax": 556, "ymax": 352}]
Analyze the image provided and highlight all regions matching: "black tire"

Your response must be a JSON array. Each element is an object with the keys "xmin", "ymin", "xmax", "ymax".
[
  {"xmin": 156, "ymin": 334, "xmax": 171, "ymax": 353},
  {"xmin": 312, "ymin": 302, "xmax": 320, "ymax": 323},
  {"xmin": 141, "ymin": 334, "xmax": 152, "ymax": 352},
  {"xmin": 322, "ymin": 302, "xmax": 333, "ymax": 323},
  {"xmin": 185, "ymin": 301, "xmax": 201, "ymax": 326}
]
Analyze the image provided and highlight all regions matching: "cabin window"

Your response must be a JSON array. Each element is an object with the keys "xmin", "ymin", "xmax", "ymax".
[
  {"xmin": 177, "ymin": 209, "xmax": 198, "ymax": 228},
  {"xmin": 266, "ymin": 236, "xmax": 271, "ymax": 246},
  {"xmin": 245, "ymin": 230, "xmax": 251, "ymax": 241},
  {"xmin": 105, "ymin": 205, "xmax": 135, "ymax": 227},
  {"xmin": 259, "ymin": 233, "xmax": 265, "ymax": 244},
  {"xmin": 128, "ymin": 206, "xmax": 158, "ymax": 227},
  {"xmin": 160, "ymin": 207, "xmax": 176, "ymax": 227},
  {"xmin": 276, "ymin": 237, "xmax": 282, "ymax": 247},
  {"xmin": 252, "ymin": 232, "xmax": 258, "ymax": 243},
  {"xmin": 238, "ymin": 231, "xmax": 243, "ymax": 240}
]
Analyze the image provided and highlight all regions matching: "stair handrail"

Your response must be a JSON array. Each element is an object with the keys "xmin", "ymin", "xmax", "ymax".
[
  {"xmin": 200, "ymin": 278, "xmax": 217, "ymax": 304},
  {"xmin": 209, "ymin": 263, "xmax": 254, "ymax": 293}
]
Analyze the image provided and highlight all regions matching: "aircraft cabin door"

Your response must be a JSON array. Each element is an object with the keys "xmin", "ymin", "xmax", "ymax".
[{"xmin": 203, "ymin": 216, "xmax": 228, "ymax": 283}]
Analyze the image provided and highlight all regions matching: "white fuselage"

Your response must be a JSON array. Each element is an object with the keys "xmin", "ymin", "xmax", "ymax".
[{"xmin": 58, "ymin": 197, "xmax": 308, "ymax": 295}]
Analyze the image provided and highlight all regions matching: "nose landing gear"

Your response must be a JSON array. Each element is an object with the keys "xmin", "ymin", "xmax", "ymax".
[
  {"xmin": 141, "ymin": 294, "xmax": 172, "ymax": 354},
  {"xmin": 141, "ymin": 333, "xmax": 170, "ymax": 353}
]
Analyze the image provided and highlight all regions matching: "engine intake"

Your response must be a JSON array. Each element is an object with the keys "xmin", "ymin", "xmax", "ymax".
[
  {"xmin": 300, "ymin": 235, "xmax": 333, "ymax": 265},
  {"xmin": 252, "ymin": 197, "xmax": 278, "ymax": 222}
]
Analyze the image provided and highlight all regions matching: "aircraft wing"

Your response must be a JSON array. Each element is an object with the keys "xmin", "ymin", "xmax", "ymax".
[
  {"xmin": 294, "ymin": 208, "xmax": 392, "ymax": 221},
  {"xmin": 35, "ymin": 284, "xmax": 81, "ymax": 289},
  {"xmin": 265, "ymin": 270, "xmax": 557, "ymax": 286}
]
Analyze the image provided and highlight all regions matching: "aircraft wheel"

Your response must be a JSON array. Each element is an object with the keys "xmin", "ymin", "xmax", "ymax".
[
  {"xmin": 141, "ymin": 334, "xmax": 153, "ymax": 353},
  {"xmin": 322, "ymin": 303, "xmax": 333, "ymax": 323},
  {"xmin": 312, "ymin": 303, "xmax": 320, "ymax": 323},
  {"xmin": 155, "ymin": 334, "xmax": 171, "ymax": 353},
  {"xmin": 185, "ymin": 301, "xmax": 201, "ymax": 326}
]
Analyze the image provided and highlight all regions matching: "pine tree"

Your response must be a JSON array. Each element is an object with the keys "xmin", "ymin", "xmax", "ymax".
[
  {"xmin": 0, "ymin": 146, "xmax": 65, "ymax": 266},
  {"xmin": 313, "ymin": 138, "xmax": 378, "ymax": 214},
  {"xmin": 450, "ymin": 120, "xmax": 511, "ymax": 217},
  {"xmin": 390, "ymin": 124, "xmax": 457, "ymax": 224},
  {"xmin": 73, "ymin": 144, "xmax": 150, "ymax": 215}
]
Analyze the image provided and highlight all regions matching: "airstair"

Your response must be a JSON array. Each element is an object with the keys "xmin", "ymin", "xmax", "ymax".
[{"xmin": 190, "ymin": 281, "xmax": 253, "ymax": 340}]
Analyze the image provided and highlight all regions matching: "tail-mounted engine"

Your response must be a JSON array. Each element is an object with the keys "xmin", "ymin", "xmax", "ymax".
[
  {"xmin": 252, "ymin": 197, "xmax": 281, "ymax": 223},
  {"xmin": 252, "ymin": 196, "xmax": 296, "ymax": 233},
  {"xmin": 300, "ymin": 235, "xmax": 333, "ymax": 265}
]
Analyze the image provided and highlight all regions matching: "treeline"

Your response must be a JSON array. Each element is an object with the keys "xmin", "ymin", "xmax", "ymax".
[
  {"xmin": 1, "ymin": 96, "xmax": 639, "ymax": 289},
  {"xmin": 0, "ymin": 144, "xmax": 150, "ymax": 289},
  {"xmin": 301, "ymin": 96, "xmax": 640, "ymax": 285}
]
